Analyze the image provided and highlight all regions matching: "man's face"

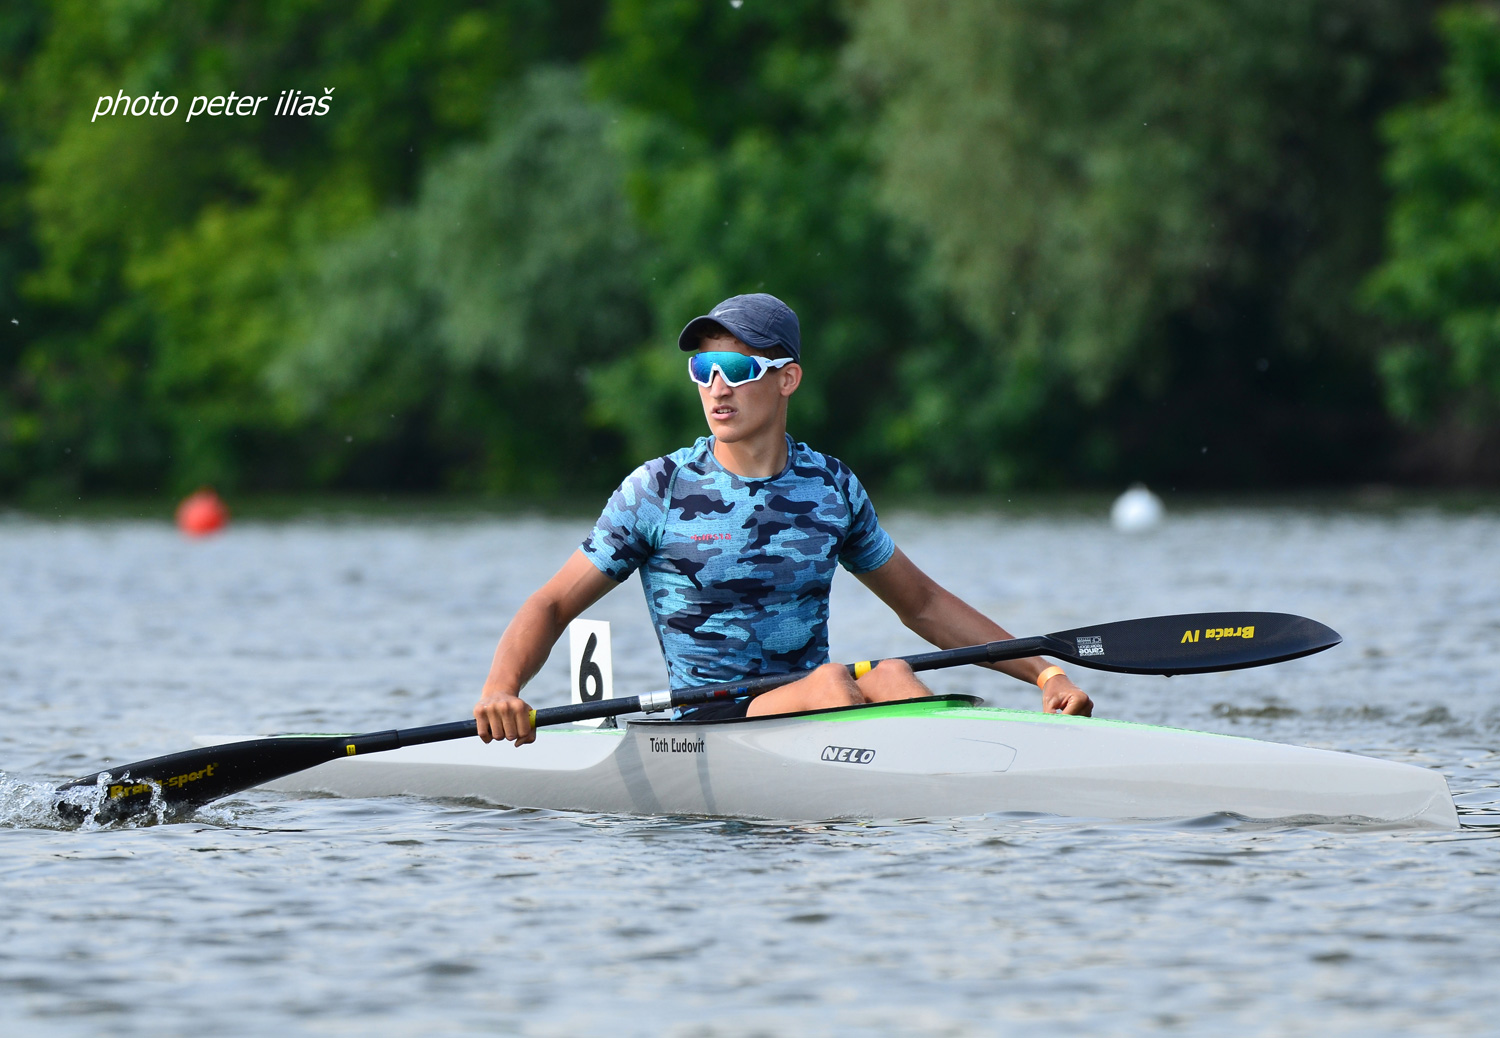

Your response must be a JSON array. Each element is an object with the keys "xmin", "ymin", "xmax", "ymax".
[{"xmin": 694, "ymin": 335, "xmax": 800, "ymax": 444}]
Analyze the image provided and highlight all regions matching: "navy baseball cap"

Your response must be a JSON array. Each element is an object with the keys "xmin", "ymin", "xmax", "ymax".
[{"xmin": 677, "ymin": 293, "xmax": 801, "ymax": 362}]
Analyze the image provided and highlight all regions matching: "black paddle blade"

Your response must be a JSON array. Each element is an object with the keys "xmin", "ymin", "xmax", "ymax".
[
  {"xmin": 1041, "ymin": 612, "xmax": 1341, "ymax": 676},
  {"xmin": 55, "ymin": 735, "xmax": 345, "ymax": 824}
]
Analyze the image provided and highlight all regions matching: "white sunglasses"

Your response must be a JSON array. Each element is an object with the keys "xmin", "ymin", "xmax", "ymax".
[{"xmin": 688, "ymin": 351, "xmax": 795, "ymax": 387}]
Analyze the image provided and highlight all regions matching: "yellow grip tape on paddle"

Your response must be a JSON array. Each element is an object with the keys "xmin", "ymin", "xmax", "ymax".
[
  {"xmin": 853, "ymin": 660, "xmax": 873, "ymax": 678},
  {"xmin": 528, "ymin": 709, "xmax": 537, "ymax": 726}
]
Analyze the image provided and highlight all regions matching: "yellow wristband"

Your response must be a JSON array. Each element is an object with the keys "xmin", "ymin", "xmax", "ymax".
[{"xmin": 1036, "ymin": 665, "xmax": 1066, "ymax": 689}]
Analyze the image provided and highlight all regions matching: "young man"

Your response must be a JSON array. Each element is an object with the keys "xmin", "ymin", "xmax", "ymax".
[{"xmin": 474, "ymin": 293, "xmax": 1091, "ymax": 746}]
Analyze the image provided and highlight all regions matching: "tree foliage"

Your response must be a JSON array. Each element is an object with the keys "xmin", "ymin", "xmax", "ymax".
[
  {"xmin": 3, "ymin": 0, "xmax": 603, "ymax": 496},
  {"xmin": 5, "ymin": 0, "xmax": 1499, "ymax": 500},
  {"xmin": 846, "ymin": 0, "xmax": 1437, "ymax": 487},
  {"xmin": 275, "ymin": 67, "xmax": 649, "ymax": 492},
  {"xmin": 1365, "ymin": 4, "xmax": 1500, "ymax": 428},
  {"xmin": 583, "ymin": 0, "xmax": 957, "ymax": 486}
]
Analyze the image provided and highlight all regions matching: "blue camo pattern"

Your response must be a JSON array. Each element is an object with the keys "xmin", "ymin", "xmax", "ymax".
[{"xmin": 581, "ymin": 436, "xmax": 895, "ymax": 689}]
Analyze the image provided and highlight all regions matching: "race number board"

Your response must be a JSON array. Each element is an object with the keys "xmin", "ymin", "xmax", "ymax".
[{"xmin": 567, "ymin": 619, "xmax": 613, "ymax": 727}]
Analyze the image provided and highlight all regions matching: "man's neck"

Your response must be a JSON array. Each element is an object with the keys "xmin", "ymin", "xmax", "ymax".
[{"xmin": 712, "ymin": 429, "xmax": 789, "ymax": 479}]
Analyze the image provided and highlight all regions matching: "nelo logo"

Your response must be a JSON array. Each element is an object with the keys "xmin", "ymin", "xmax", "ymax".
[{"xmin": 822, "ymin": 745, "xmax": 876, "ymax": 765}]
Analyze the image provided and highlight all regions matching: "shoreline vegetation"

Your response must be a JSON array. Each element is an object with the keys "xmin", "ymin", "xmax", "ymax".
[
  {"xmin": 3, "ymin": 3, "xmax": 1500, "ymax": 500},
  {"xmin": 6, "ymin": 487, "xmax": 1499, "ymax": 524}
]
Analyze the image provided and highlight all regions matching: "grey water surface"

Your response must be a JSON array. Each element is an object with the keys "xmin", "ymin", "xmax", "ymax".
[{"xmin": 2, "ymin": 506, "xmax": 1498, "ymax": 1036}]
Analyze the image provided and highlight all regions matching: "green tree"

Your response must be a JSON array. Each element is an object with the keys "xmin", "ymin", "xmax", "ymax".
[
  {"xmin": 1365, "ymin": 4, "xmax": 1500, "ymax": 433},
  {"xmin": 7, "ymin": 0, "xmax": 603, "ymax": 496},
  {"xmin": 0, "ymin": 1, "xmax": 49, "ymax": 492},
  {"xmin": 585, "ymin": 0, "xmax": 963, "ymax": 487},
  {"xmin": 5, "ymin": 0, "xmax": 1475, "ymax": 499},
  {"xmin": 846, "ymin": 0, "xmax": 1436, "ymax": 487},
  {"xmin": 274, "ymin": 67, "xmax": 650, "ymax": 493}
]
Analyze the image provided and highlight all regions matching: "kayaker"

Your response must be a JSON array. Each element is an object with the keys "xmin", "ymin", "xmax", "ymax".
[{"xmin": 474, "ymin": 293, "xmax": 1092, "ymax": 745}]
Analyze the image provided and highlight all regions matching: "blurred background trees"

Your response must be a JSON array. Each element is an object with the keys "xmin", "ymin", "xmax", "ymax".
[
  {"xmin": 1364, "ymin": 4, "xmax": 1500, "ymax": 479},
  {"xmin": 1, "ymin": 0, "xmax": 1496, "ymax": 501}
]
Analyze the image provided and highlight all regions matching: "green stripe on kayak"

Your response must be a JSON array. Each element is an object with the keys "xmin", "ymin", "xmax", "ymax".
[{"xmin": 822, "ymin": 698, "xmax": 1248, "ymax": 740}]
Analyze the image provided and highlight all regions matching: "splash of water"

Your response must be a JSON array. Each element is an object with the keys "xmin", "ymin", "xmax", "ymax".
[
  {"xmin": 0, "ymin": 771, "xmax": 235, "ymax": 830},
  {"xmin": 0, "ymin": 771, "xmax": 109, "ymax": 829}
]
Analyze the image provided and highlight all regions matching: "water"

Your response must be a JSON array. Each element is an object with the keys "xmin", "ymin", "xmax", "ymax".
[{"xmin": 2, "ymin": 506, "xmax": 1498, "ymax": 1035}]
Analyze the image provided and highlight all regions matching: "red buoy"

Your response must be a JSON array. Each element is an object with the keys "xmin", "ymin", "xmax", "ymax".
[{"xmin": 176, "ymin": 488, "xmax": 230, "ymax": 537}]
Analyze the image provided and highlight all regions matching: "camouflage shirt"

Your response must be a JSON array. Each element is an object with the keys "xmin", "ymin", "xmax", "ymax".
[{"xmin": 581, "ymin": 436, "xmax": 895, "ymax": 689}]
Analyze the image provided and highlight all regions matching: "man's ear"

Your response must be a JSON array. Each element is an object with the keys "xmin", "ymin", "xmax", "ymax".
[{"xmin": 779, "ymin": 363, "xmax": 802, "ymax": 397}]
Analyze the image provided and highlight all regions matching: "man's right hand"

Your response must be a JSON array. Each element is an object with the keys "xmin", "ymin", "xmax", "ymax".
[{"xmin": 474, "ymin": 690, "xmax": 536, "ymax": 746}]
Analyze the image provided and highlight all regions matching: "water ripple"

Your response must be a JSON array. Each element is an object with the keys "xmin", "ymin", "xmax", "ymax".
[{"xmin": 1, "ymin": 510, "xmax": 1498, "ymax": 1036}]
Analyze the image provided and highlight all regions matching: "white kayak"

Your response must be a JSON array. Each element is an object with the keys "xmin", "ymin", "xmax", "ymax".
[{"xmin": 202, "ymin": 697, "xmax": 1458, "ymax": 828}]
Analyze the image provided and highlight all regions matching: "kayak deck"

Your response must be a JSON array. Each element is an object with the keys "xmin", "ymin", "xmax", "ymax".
[{"xmin": 201, "ymin": 697, "xmax": 1458, "ymax": 828}]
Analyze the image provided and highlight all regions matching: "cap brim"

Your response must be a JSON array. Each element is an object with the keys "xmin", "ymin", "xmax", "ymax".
[{"xmin": 678, "ymin": 315, "xmax": 781, "ymax": 354}]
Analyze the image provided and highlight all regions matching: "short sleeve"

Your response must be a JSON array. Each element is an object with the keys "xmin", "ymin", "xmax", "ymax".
[
  {"xmin": 580, "ymin": 457, "xmax": 674, "ymax": 581},
  {"xmin": 837, "ymin": 468, "xmax": 895, "ymax": 574}
]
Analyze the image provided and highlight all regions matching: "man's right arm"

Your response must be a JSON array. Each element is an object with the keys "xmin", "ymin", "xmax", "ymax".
[{"xmin": 474, "ymin": 549, "xmax": 621, "ymax": 746}]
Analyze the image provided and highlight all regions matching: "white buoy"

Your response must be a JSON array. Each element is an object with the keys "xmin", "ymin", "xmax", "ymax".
[{"xmin": 1111, "ymin": 483, "xmax": 1164, "ymax": 532}]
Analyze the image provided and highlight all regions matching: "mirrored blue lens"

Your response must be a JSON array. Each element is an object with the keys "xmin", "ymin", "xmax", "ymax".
[{"xmin": 688, "ymin": 351, "xmax": 762, "ymax": 387}]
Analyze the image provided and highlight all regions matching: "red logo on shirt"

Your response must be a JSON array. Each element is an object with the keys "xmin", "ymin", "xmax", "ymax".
[{"xmin": 691, "ymin": 533, "xmax": 733, "ymax": 542}]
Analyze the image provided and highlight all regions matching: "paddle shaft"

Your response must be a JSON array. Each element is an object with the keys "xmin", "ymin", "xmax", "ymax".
[
  {"xmin": 52, "ymin": 630, "xmax": 1054, "ymax": 822},
  {"xmin": 530, "ymin": 634, "xmax": 1057, "ymax": 727},
  {"xmin": 56, "ymin": 611, "xmax": 1339, "ymax": 822}
]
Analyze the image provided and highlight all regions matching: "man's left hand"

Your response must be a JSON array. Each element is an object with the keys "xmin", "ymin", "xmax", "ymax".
[{"xmin": 1043, "ymin": 675, "xmax": 1093, "ymax": 716}]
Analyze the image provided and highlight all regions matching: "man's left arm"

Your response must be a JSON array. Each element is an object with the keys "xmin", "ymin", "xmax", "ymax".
[{"xmin": 854, "ymin": 547, "xmax": 1093, "ymax": 716}]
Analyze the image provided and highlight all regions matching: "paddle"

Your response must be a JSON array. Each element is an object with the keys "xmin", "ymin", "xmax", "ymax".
[{"xmin": 54, "ymin": 610, "xmax": 1337, "ymax": 824}]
